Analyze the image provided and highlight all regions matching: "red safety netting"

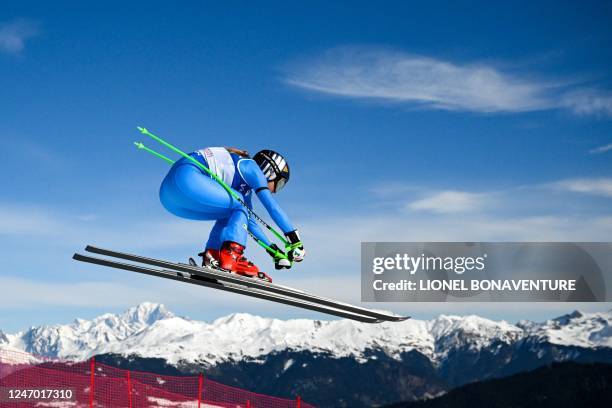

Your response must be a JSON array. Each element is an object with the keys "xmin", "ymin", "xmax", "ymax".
[{"xmin": 0, "ymin": 348, "xmax": 314, "ymax": 408}]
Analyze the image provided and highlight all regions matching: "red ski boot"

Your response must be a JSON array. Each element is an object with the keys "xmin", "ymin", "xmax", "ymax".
[
  {"xmin": 198, "ymin": 248, "xmax": 220, "ymax": 268},
  {"xmin": 219, "ymin": 242, "xmax": 259, "ymax": 276},
  {"xmin": 219, "ymin": 241, "xmax": 272, "ymax": 282}
]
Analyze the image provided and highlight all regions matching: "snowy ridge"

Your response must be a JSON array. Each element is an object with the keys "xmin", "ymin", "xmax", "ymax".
[
  {"xmin": 2, "ymin": 303, "xmax": 611, "ymax": 366},
  {"xmin": 520, "ymin": 310, "xmax": 612, "ymax": 349},
  {"xmin": 5, "ymin": 303, "xmax": 174, "ymax": 359},
  {"xmin": 429, "ymin": 314, "xmax": 522, "ymax": 357}
]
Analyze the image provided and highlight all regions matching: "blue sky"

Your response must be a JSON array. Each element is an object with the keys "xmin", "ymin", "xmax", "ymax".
[{"xmin": 1, "ymin": 1, "xmax": 611, "ymax": 331}]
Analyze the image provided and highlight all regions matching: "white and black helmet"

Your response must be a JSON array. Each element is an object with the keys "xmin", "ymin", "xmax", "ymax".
[{"xmin": 253, "ymin": 150, "xmax": 290, "ymax": 191}]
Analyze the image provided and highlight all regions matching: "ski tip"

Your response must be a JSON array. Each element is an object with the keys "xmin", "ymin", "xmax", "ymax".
[
  {"xmin": 378, "ymin": 315, "xmax": 410, "ymax": 322},
  {"xmin": 134, "ymin": 141, "xmax": 144, "ymax": 149},
  {"xmin": 137, "ymin": 126, "xmax": 147, "ymax": 133}
]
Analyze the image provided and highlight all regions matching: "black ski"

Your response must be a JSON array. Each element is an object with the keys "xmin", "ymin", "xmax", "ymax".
[
  {"xmin": 73, "ymin": 253, "xmax": 382, "ymax": 323},
  {"xmin": 80, "ymin": 245, "xmax": 408, "ymax": 323}
]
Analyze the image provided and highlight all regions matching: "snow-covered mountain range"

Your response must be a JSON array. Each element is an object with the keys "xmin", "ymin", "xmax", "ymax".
[
  {"xmin": 2, "ymin": 302, "xmax": 611, "ymax": 366},
  {"xmin": 3, "ymin": 303, "xmax": 612, "ymax": 407}
]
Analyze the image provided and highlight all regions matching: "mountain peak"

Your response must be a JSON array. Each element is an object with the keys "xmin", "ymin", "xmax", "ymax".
[
  {"xmin": 120, "ymin": 302, "xmax": 174, "ymax": 326},
  {"xmin": 552, "ymin": 310, "xmax": 584, "ymax": 325},
  {"xmin": 430, "ymin": 314, "xmax": 510, "ymax": 335},
  {"xmin": 526, "ymin": 309, "xmax": 612, "ymax": 349},
  {"xmin": 211, "ymin": 313, "xmax": 275, "ymax": 329}
]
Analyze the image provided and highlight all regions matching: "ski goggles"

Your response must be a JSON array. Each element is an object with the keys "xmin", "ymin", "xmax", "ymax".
[
  {"xmin": 262, "ymin": 154, "xmax": 290, "ymax": 191},
  {"xmin": 275, "ymin": 176, "xmax": 288, "ymax": 191}
]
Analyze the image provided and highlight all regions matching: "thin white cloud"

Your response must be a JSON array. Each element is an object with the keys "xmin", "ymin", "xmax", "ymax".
[
  {"xmin": 561, "ymin": 89, "xmax": 612, "ymax": 117},
  {"xmin": 0, "ymin": 204, "xmax": 209, "ymax": 249},
  {"xmin": 0, "ymin": 277, "xmax": 154, "ymax": 309},
  {"xmin": 590, "ymin": 143, "xmax": 612, "ymax": 154},
  {"xmin": 285, "ymin": 48, "xmax": 554, "ymax": 113},
  {"xmin": 408, "ymin": 190, "xmax": 490, "ymax": 213},
  {"xmin": 285, "ymin": 47, "xmax": 612, "ymax": 117},
  {"xmin": 0, "ymin": 19, "xmax": 39, "ymax": 54},
  {"xmin": 0, "ymin": 205, "xmax": 64, "ymax": 236},
  {"xmin": 0, "ymin": 276, "xmax": 257, "ymax": 311},
  {"xmin": 75, "ymin": 214, "xmax": 99, "ymax": 222},
  {"xmin": 552, "ymin": 178, "xmax": 612, "ymax": 198}
]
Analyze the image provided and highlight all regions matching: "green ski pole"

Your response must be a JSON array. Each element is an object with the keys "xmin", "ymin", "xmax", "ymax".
[
  {"xmin": 134, "ymin": 142, "xmax": 175, "ymax": 164},
  {"xmin": 136, "ymin": 127, "xmax": 291, "ymax": 258},
  {"xmin": 245, "ymin": 227, "xmax": 281, "ymax": 255}
]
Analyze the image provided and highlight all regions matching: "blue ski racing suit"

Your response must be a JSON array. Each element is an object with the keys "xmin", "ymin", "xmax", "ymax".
[{"xmin": 159, "ymin": 147, "xmax": 295, "ymax": 251}]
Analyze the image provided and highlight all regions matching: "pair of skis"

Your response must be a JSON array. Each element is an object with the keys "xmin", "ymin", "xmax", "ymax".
[{"xmin": 73, "ymin": 246, "xmax": 409, "ymax": 324}]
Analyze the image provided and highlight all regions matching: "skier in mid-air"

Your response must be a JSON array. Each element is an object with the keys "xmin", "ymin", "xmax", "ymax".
[
  {"xmin": 158, "ymin": 147, "xmax": 305, "ymax": 279},
  {"xmin": 72, "ymin": 128, "xmax": 406, "ymax": 323}
]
